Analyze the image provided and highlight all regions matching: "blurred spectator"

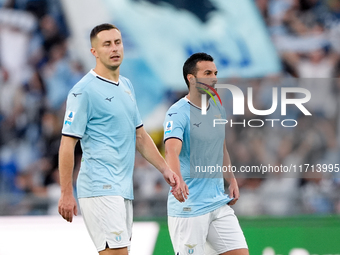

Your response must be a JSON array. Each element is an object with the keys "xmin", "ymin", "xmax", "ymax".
[
  {"xmin": 0, "ymin": 7, "xmax": 37, "ymax": 83},
  {"xmin": 133, "ymin": 152, "xmax": 169, "ymax": 217},
  {"xmin": 259, "ymin": 171, "xmax": 300, "ymax": 215},
  {"xmin": 41, "ymin": 39, "xmax": 83, "ymax": 110},
  {"xmin": 232, "ymin": 178, "xmax": 264, "ymax": 216},
  {"xmin": 300, "ymin": 172, "xmax": 336, "ymax": 214},
  {"xmin": 0, "ymin": 0, "xmax": 82, "ymax": 215},
  {"xmin": 0, "ymin": 67, "xmax": 22, "ymax": 144},
  {"xmin": 256, "ymin": 0, "xmax": 269, "ymax": 22}
]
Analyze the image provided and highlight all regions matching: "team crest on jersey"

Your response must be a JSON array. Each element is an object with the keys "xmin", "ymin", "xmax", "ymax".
[
  {"xmin": 185, "ymin": 244, "xmax": 197, "ymax": 254},
  {"xmin": 111, "ymin": 231, "xmax": 123, "ymax": 242},
  {"xmin": 64, "ymin": 111, "xmax": 76, "ymax": 125},
  {"xmin": 165, "ymin": 121, "xmax": 173, "ymax": 135}
]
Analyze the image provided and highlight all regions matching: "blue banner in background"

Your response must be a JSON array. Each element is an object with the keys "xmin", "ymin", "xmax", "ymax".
[
  {"xmin": 104, "ymin": 0, "xmax": 281, "ymax": 84},
  {"xmin": 79, "ymin": 0, "xmax": 280, "ymax": 116},
  {"xmin": 101, "ymin": 0, "xmax": 281, "ymax": 117}
]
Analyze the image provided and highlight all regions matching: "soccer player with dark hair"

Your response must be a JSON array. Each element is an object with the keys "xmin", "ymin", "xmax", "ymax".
[{"xmin": 164, "ymin": 52, "xmax": 249, "ymax": 255}]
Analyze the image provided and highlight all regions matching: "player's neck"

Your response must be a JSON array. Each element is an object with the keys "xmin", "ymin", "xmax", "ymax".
[
  {"xmin": 93, "ymin": 65, "xmax": 120, "ymax": 83},
  {"xmin": 187, "ymin": 93, "xmax": 208, "ymax": 108}
]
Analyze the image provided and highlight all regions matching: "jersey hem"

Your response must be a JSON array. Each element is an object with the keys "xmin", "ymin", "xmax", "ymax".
[
  {"xmin": 62, "ymin": 133, "xmax": 82, "ymax": 139},
  {"xmin": 164, "ymin": 137, "xmax": 183, "ymax": 143},
  {"xmin": 77, "ymin": 193, "xmax": 134, "ymax": 200},
  {"xmin": 167, "ymin": 199, "xmax": 232, "ymax": 217}
]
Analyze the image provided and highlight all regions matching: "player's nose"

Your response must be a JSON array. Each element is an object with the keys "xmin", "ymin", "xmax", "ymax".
[{"xmin": 211, "ymin": 76, "xmax": 217, "ymax": 85}]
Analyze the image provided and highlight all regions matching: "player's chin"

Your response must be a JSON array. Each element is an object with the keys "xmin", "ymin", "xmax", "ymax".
[
  {"xmin": 108, "ymin": 60, "xmax": 122, "ymax": 68},
  {"xmin": 198, "ymin": 90, "xmax": 207, "ymax": 95}
]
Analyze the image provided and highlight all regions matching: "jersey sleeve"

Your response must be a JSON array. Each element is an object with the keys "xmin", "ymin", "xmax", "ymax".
[
  {"xmin": 135, "ymin": 106, "xmax": 143, "ymax": 129},
  {"xmin": 163, "ymin": 108, "xmax": 186, "ymax": 142},
  {"xmin": 61, "ymin": 89, "xmax": 89, "ymax": 139},
  {"xmin": 125, "ymin": 78, "xmax": 143, "ymax": 128},
  {"xmin": 134, "ymin": 93, "xmax": 143, "ymax": 128}
]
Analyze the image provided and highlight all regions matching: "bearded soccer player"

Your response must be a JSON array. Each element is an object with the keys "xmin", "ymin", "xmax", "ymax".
[{"xmin": 164, "ymin": 53, "xmax": 248, "ymax": 255}]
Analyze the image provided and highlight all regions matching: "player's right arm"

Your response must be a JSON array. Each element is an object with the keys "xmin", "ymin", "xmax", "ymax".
[
  {"xmin": 58, "ymin": 135, "xmax": 78, "ymax": 222},
  {"xmin": 164, "ymin": 138, "xmax": 189, "ymax": 202}
]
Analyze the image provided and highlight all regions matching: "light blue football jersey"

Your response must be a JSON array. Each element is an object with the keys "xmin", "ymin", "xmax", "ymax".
[
  {"xmin": 62, "ymin": 70, "xmax": 142, "ymax": 199},
  {"xmin": 164, "ymin": 97, "xmax": 233, "ymax": 217}
]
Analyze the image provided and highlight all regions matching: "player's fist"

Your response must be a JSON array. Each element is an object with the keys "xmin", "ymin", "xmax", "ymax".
[{"xmin": 58, "ymin": 193, "xmax": 78, "ymax": 222}]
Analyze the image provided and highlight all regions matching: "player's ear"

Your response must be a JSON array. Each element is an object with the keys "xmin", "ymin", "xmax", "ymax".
[
  {"xmin": 187, "ymin": 74, "xmax": 195, "ymax": 88},
  {"xmin": 90, "ymin": 47, "xmax": 98, "ymax": 58}
]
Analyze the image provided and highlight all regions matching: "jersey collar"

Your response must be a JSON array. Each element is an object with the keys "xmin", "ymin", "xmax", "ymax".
[
  {"xmin": 90, "ymin": 69, "xmax": 119, "ymax": 86},
  {"xmin": 184, "ymin": 96, "xmax": 210, "ymax": 111}
]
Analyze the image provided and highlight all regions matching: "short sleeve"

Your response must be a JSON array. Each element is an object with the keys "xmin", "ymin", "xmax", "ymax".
[
  {"xmin": 61, "ymin": 89, "xmax": 89, "ymax": 139},
  {"xmin": 135, "ymin": 105, "xmax": 143, "ymax": 128},
  {"xmin": 125, "ymin": 78, "xmax": 143, "ymax": 128},
  {"xmin": 163, "ymin": 109, "xmax": 187, "ymax": 142}
]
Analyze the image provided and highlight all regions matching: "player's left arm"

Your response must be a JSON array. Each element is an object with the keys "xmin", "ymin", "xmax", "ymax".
[
  {"xmin": 136, "ymin": 126, "xmax": 179, "ymax": 193},
  {"xmin": 222, "ymin": 140, "xmax": 239, "ymax": 205}
]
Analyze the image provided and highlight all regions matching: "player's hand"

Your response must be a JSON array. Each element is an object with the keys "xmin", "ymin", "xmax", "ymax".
[
  {"xmin": 162, "ymin": 168, "xmax": 180, "ymax": 190},
  {"xmin": 163, "ymin": 169, "xmax": 189, "ymax": 202},
  {"xmin": 227, "ymin": 178, "xmax": 239, "ymax": 206},
  {"xmin": 162, "ymin": 168, "xmax": 188, "ymax": 202},
  {"xmin": 58, "ymin": 193, "xmax": 78, "ymax": 222},
  {"xmin": 172, "ymin": 179, "xmax": 189, "ymax": 203}
]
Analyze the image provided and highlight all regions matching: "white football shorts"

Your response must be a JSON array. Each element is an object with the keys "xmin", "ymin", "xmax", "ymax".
[
  {"xmin": 78, "ymin": 196, "xmax": 133, "ymax": 252},
  {"xmin": 168, "ymin": 204, "xmax": 248, "ymax": 255}
]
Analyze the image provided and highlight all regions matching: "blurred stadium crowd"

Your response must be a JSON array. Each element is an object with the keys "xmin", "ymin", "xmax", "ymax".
[{"xmin": 0, "ymin": 0, "xmax": 340, "ymax": 217}]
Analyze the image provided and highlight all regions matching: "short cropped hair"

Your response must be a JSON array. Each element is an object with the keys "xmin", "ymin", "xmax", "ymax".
[
  {"xmin": 183, "ymin": 53, "xmax": 214, "ymax": 88},
  {"xmin": 90, "ymin": 23, "xmax": 120, "ymax": 44}
]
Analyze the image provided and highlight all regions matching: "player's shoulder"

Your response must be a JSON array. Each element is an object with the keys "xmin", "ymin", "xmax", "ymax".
[
  {"xmin": 119, "ymin": 75, "xmax": 133, "ymax": 90},
  {"xmin": 165, "ymin": 98, "xmax": 190, "ymax": 123},
  {"xmin": 70, "ymin": 71, "xmax": 96, "ymax": 94},
  {"xmin": 167, "ymin": 97, "xmax": 189, "ymax": 114},
  {"xmin": 118, "ymin": 75, "xmax": 130, "ymax": 83}
]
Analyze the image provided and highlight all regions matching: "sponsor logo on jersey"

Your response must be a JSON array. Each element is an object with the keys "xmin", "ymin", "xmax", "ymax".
[
  {"xmin": 105, "ymin": 96, "xmax": 114, "ymax": 102},
  {"xmin": 72, "ymin": 93, "xmax": 82, "ymax": 97}
]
